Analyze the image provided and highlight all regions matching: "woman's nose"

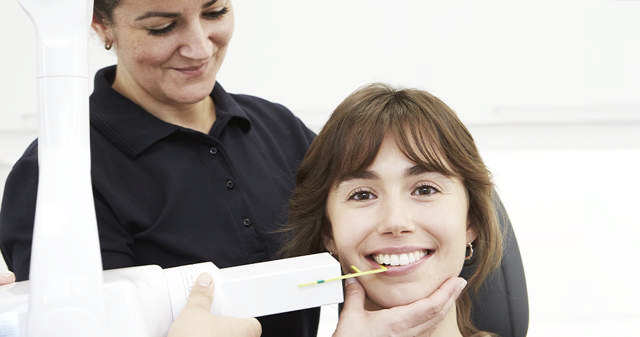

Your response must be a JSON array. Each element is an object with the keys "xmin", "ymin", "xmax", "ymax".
[
  {"xmin": 376, "ymin": 197, "xmax": 415, "ymax": 236},
  {"xmin": 179, "ymin": 22, "xmax": 213, "ymax": 59}
]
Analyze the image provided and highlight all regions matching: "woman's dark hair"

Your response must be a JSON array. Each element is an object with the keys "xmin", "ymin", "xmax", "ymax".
[
  {"xmin": 282, "ymin": 83, "xmax": 502, "ymax": 337},
  {"xmin": 93, "ymin": 0, "xmax": 121, "ymax": 25}
]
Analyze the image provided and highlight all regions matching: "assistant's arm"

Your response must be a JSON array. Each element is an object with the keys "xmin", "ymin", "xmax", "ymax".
[
  {"xmin": 0, "ymin": 141, "xmax": 137, "ymax": 281},
  {"xmin": 0, "ymin": 142, "xmax": 39, "ymax": 281}
]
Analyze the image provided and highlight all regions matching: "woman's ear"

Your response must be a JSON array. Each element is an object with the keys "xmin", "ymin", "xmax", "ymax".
[
  {"xmin": 466, "ymin": 222, "xmax": 478, "ymax": 244},
  {"xmin": 322, "ymin": 233, "xmax": 337, "ymax": 256},
  {"xmin": 91, "ymin": 14, "xmax": 111, "ymax": 43}
]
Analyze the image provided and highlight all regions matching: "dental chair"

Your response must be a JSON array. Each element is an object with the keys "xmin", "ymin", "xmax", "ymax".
[{"xmin": 462, "ymin": 195, "xmax": 529, "ymax": 337}]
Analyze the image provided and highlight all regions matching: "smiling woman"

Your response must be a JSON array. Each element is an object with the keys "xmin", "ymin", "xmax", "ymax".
[
  {"xmin": 91, "ymin": 0, "xmax": 234, "ymax": 133},
  {"xmin": 283, "ymin": 83, "xmax": 503, "ymax": 337},
  {"xmin": 0, "ymin": 0, "xmax": 320, "ymax": 336},
  {"xmin": 325, "ymin": 136, "xmax": 474, "ymax": 311}
]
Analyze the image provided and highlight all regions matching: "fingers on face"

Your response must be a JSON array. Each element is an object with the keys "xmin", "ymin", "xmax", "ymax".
[
  {"xmin": 391, "ymin": 276, "xmax": 467, "ymax": 332},
  {"xmin": 342, "ymin": 278, "xmax": 367, "ymax": 311}
]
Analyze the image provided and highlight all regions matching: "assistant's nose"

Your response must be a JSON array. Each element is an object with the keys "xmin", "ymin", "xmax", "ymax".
[
  {"xmin": 376, "ymin": 196, "xmax": 415, "ymax": 236},
  {"xmin": 179, "ymin": 21, "xmax": 214, "ymax": 59}
]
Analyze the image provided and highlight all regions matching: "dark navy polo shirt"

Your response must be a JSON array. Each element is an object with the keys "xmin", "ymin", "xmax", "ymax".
[{"xmin": 0, "ymin": 66, "xmax": 318, "ymax": 336}]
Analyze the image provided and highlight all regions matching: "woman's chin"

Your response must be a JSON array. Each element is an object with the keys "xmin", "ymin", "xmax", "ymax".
[
  {"xmin": 364, "ymin": 285, "xmax": 433, "ymax": 310},
  {"xmin": 166, "ymin": 92, "xmax": 210, "ymax": 105},
  {"xmin": 167, "ymin": 82, "xmax": 215, "ymax": 105}
]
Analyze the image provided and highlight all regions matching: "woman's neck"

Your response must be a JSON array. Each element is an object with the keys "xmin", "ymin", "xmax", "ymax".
[
  {"xmin": 428, "ymin": 303, "xmax": 464, "ymax": 337},
  {"xmin": 112, "ymin": 73, "xmax": 216, "ymax": 134},
  {"xmin": 365, "ymin": 300, "xmax": 463, "ymax": 337},
  {"xmin": 148, "ymin": 97, "xmax": 216, "ymax": 134}
]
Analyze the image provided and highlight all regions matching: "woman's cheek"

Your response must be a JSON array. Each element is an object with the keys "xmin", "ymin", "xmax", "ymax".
[{"xmin": 131, "ymin": 39, "xmax": 175, "ymax": 65}]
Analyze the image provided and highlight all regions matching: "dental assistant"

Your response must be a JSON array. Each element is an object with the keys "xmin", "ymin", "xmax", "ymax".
[{"xmin": 0, "ymin": 0, "xmax": 318, "ymax": 336}]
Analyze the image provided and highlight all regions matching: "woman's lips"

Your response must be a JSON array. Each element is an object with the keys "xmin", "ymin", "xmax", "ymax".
[
  {"xmin": 365, "ymin": 248, "xmax": 434, "ymax": 276},
  {"xmin": 173, "ymin": 62, "xmax": 208, "ymax": 77},
  {"xmin": 372, "ymin": 250, "xmax": 429, "ymax": 266}
]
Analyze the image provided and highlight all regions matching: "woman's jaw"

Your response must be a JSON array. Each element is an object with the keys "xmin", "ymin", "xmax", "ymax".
[{"xmin": 343, "ymin": 245, "xmax": 464, "ymax": 310}]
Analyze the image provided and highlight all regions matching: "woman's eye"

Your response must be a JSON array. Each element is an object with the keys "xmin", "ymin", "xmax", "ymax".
[
  {"xmin": 348, "ymin": 190, "xmax": 376, "ymax": 201},
  {"xmin": 413, "ymin": 184, "xmax": 439, "ymax": 196},
  {"xmin": 148, "ymin": 22, "xmax": 176, "ymax": 36},
  {"xmin": 203, "ymin": 6, "xmax": 229, "ymax": 19}
]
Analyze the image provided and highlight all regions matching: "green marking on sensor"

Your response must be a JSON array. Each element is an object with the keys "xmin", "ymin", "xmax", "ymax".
[{"xmin": 298, "ymin": 264, "xmax": 388, "ymax": 287}]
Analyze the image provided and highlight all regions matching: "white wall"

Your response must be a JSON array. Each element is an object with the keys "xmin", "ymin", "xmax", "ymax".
[
  {"xmin": 471, "ymin": 122, "xmax": 640, "ymax": 337},
  {"xmin": 1, "ymin": 0, "xmax": 639, "ymax": 336}
]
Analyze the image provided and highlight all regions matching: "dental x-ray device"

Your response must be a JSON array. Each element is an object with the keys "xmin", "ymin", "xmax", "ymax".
[
  {"xmin": 1, "ymin": 254, "xmax": 343, "ymax": 336},
  {"xmin": 0, "ymin": 0, "xmax": 343, "ymax": 336}
]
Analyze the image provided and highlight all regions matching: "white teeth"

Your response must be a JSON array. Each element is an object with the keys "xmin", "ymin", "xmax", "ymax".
[
  {"xmin": 372, "ymin": 250, "xmax": 428, "ymax": 266},
  {"xmin": 399, "ymin": 253, "xmax": 409, "ymax": 265},
  {"xmin": 390, "ymin": 254, "xmax": 399, "ymax": 265}
]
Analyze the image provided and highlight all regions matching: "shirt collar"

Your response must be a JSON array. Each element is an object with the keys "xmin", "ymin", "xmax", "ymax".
[{"xmin": 90, "ymin": 65, "xmax": 251, "ymax": 158}]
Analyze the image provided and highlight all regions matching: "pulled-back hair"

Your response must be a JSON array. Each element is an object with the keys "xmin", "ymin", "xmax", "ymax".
[
  {"xmin": 282, "ymin": 83, "xmax": 502, "ymax": 336},
  {"xmin": 93, "ymin": 0, "xmax": 121, "ymax": 25}
]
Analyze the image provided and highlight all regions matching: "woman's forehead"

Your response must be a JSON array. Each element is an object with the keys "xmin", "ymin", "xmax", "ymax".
[
  {"xmin": 337, "ymin": 136, "xmax": 450, "ymax": 178},
  {"xmin": 115, "ymin": 0, "xmax": 225, "ymax": 15}
]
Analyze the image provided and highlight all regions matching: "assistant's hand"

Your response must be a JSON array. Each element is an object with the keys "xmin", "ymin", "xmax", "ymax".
[
  {"xmin": 0, "ymin": 272, "xmax": 15, "ymax": 286},
  {"xmin": 168, "ymin": 273, "xmax": 262, "ymax": 337},
  {"xmin": 332, "ymin": 276, "xmax": 466, "ymax": 337}
]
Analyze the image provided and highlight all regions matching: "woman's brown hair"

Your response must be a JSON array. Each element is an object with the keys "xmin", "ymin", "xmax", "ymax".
[
  {"xmin": 93, "ymin": 0, "xmax": 121, "ymax": 25},
  {"xmin": 282, "ymin": 83, "xmax": 502, "ymax": 336}
]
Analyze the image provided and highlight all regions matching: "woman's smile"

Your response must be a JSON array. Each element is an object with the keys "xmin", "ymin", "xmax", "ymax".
[
  {"xmin": 325, "ymin": 135, "xmax": 474, "ymax": 308},
  {"xmin": 171, "ymin": 61, "xmax": 209, "ymax": 77},
  {"xmin": 366, "ymin": 248, "xmax": 435, "ymax": 276},
  {"xmin": 372, "ymin": 249, "xmax": 427, "ymax": 266},
  {"xmin": 94, "ymin": 0, "xmax": 234, "ymax": 109}
]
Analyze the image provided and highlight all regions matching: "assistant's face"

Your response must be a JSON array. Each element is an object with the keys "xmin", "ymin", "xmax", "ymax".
[
  {"xmin": 101, "ymin": 0, "xmax": 234, "ymax": 106},
  {"xmin": 325, "ymin": 135, "xmax": 475, "ymax": 309}
]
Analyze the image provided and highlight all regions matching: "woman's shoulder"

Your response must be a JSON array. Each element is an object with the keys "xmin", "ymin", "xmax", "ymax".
[
  {"xmin": 2, "ymin": 139, "xmax": 39, "ymax": 207},
  {"xmin": 227, "ymin": 91, "xmax": 296, "ymax": 119},
  {"xmin": 215, "ymin": 85, "xmax": 314, "ymax": 136},
  {"xmin": 12, "ymin": 139, "xmax": 39, "ymax": 166}
]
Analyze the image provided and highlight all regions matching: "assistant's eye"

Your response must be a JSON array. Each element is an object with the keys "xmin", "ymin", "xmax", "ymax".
[
  {"xmin": 148, "ymin": 22, "xmax": 176, "ymax": 36},
  {"xmin": 203, "ymin": 6, "xmax": 229, "ymax": 20},
  {"xmin": 413, "ymin": 184, "xmax": 439, "ymax": 196},
  {"xmin": 348, "ymin": 189, "xmax": 377, "ymax": 201}
]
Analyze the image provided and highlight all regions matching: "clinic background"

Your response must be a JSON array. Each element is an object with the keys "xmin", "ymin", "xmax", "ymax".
[{"xmin": 1, "ymin": 0, "xmax": 639, "ymax": 336}]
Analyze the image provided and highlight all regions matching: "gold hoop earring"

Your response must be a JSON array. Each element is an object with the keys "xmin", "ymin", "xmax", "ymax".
[
  {"xmin": 465, "ymin": 242, "xmax": 474, "ymax": 261},
  {"xmin": 104, "ymin": 40, "xmax": 113, "ymax": 50}
]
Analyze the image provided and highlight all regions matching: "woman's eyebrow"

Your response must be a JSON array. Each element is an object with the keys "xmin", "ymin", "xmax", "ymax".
[
  {"xmin": 202, "ymin": 0, "xmax": 220, "ymax": 9},
  {"xmin": 405, "ymin": 165, "xmax": 429, "ymax": 177},
  {"xmin": 135, "ymin": 0, "xmax": 220, "ymax": 21},
  {"xmin": 135, "ymin": 11, "xmax": 179, "ymax": 21},
  {"xmin": 338, "ymin": 171, "xmax": 379, "ymax": 185}
]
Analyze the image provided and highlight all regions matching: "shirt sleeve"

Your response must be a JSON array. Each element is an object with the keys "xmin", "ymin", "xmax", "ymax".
[
  {"xmin": 0, "ymin": 143, "xmax": 39, "ymax": 281},
  {"xmin": 299, "ymin": 116, "xmax": 317, "ymax": 145},
  {"xmin": 92, "ymin": 188, "xmax": 136, "ymax": 270},
  {"xmin": 0, "ymin": 141, "xmax": 137, "ymax": 281}
]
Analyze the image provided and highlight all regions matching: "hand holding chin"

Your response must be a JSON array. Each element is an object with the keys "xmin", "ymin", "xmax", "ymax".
[{"xmin": 332, "ymin": 276, "xmax": 466, "ymax": 337}]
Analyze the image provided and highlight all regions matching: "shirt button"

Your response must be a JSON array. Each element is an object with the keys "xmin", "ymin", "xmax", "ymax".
[
  {"xmin": 225, "ymin": 179, "xmax": 235, "ymax": 190},
  {"xmin": 209, "ymin": 146, "xmax": 218, "ymax": 155},
  {"xmin": 242, "ymin": 218, "xmax": 252, "ymax": 227}
]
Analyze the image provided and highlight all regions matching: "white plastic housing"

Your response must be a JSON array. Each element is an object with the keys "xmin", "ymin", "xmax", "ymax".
[
  {"xmin": 0, "ymin": 265, "xmax": 167, "ymax": 337},
  {"xmin": 165, "ymin": 253, "xmax": 344, "ymax": 319},
  {"xmin": 14, "ymin": 0, "xmax": 105, "ymax": 335},
  {"xmin": 0, "ymin": 253, "xmax": 344, "ymax": 336}
]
